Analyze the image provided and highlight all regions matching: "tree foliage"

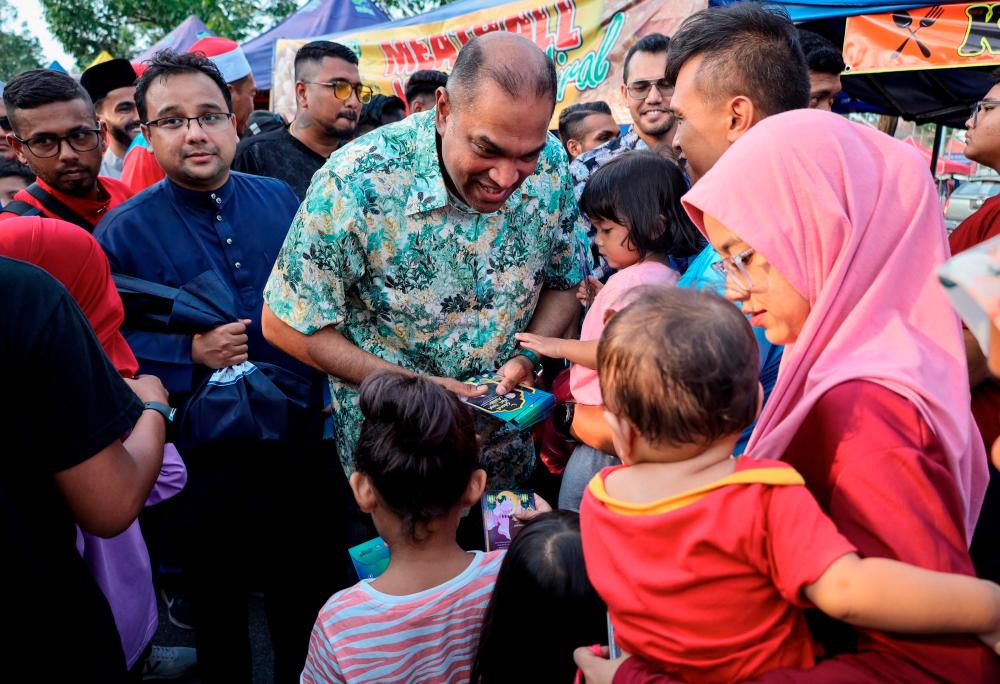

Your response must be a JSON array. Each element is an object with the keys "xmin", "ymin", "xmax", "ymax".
[
  {"xmin": 40, "ymin": 0, "xmax": 299, "ymax": 65},
  {"xmin": 374, "ymin": 0, "xmax": 454, "ymax": 18},
  {"xmin": 0, "ymin": 0, "xmax": 44, "ymax": 81}
]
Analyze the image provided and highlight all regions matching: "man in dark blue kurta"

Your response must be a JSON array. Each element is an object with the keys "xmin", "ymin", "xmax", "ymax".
[{"xmin": 94, "ymin": 50, "xmax": 350, "ymax": 684}]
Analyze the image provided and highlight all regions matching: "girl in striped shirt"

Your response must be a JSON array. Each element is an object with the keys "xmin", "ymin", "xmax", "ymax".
[{"xmin": 302, "ymin": 371, "xmax": 503, "ymax": 684}]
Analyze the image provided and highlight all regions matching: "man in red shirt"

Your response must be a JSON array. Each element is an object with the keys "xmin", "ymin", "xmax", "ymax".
[
  {"xmin": 1, "ymin": 69, "xmax": 132, "ymax": 230},
  {"xmin": 950, "ymin": 68, "xmax": 1000, "ymax": 584}
]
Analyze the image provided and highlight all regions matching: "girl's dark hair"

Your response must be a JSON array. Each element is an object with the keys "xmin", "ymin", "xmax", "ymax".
[
  {"xmin": 472, "ymin": 511, "xmax": 607, "ymax": 683},
  {"xmin": 354, "ymin": 371, "xmax": 479, "ymax": 541},
  {"xmin": 580, "ymin": 150, "xmax": 704, "ymax": 260}
]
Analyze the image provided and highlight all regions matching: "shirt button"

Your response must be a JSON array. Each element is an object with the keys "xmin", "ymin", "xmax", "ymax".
[
  {"xmin": 216, "ymin": 215, "xmax": 223, "ymax": 221},
  {"xmin": 226, "ymin": 238, "xmax": 233, "ymax": 245},
  {"xmin": 234, "ymin": 262, "xmax": 242, "ymax": 269},
  {"xmin": 215, "ymin": 197, "xmax": 222, "ymax": 205}
]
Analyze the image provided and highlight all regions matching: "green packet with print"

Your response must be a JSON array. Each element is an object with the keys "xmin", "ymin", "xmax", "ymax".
[{"xmin": 461, "ymin": 373, "xmax": 556, "ymax": 431}]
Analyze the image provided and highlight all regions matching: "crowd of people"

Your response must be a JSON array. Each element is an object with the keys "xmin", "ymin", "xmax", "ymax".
[{"xmin": 4, "ymin": 2, "xmax": 1000, "ymax": 683}]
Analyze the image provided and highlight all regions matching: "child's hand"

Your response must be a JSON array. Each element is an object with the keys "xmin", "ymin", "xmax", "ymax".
[
  {"xmin": 576, "ymin": 276, "xmax": 603, "ymax": 306},
  {"xmin": 515, "ymin": 494, "xmax": 553, "ymax": 523},
  {"xmin": 515, "ymin": 332, "xmax": 566, "ymax": 360}
]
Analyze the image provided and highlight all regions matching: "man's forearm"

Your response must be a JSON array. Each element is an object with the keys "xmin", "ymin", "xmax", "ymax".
[
  {"xmin": 262, "ymin": 303, "xmax": 403, "ymax": 385},
  {"xmin": 524, "ymin": 287, "xmax": 579, "ymax": 338}
]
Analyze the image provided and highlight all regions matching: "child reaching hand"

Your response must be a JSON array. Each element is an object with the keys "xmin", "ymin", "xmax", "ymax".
[
  {"xmin": 516, "ymin": 151, "xmax": 702, "ymax": 510},
  {"xmin": 580, "ymin": 287, "xmax": 1000, "ymax": 682},
  {"xmin": 302, "ymin": 371, "xmax": 503, "ymax": 684}
]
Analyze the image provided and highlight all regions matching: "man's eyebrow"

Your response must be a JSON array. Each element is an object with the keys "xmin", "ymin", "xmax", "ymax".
[
  {"xmin": 478, "ymin": 135, "xmax": 545, "ymax": 158},
  {"xmin": 154, "ymin": 102, "xmax": 226, "ymax": 117}
]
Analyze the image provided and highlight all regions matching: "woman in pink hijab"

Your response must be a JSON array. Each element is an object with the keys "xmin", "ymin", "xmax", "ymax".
[{"xmin": 669, "ymin": 109, "xmax": 995, "ymax": 681}]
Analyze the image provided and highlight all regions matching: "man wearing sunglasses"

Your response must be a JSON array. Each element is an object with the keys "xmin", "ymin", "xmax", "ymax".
[
  {"xmin": 0, "ymin": 69, "xmax": 133, "ymax": 229},
  {"xmin": 570, "ymin": 33, "xmax": 675, "ymax": 202},
  {"xmin": 233, "ymin": 40, "xmax": 364, "ymax": 199},
  {"xmin": 95, "ymin": 50, "xmax": 346, "ymax": 682}
]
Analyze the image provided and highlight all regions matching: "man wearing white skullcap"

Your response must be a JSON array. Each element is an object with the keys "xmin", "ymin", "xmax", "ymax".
[{"xmin": 189, "ymin": 36, "xmax": 256, "ymax": 135}]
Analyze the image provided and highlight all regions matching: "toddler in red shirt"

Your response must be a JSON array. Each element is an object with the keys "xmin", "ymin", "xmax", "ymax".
[{"xmin": 579, "ymin": 287, "xmax": 1000, "ymax": 683}]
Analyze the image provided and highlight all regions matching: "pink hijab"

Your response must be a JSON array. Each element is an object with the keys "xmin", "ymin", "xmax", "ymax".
[{"xmin": 682, "ymin": 109, "xmax": 986, "ymax": 540}]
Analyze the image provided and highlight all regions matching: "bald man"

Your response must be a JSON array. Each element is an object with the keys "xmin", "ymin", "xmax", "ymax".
[{"xmin": 262, "ymin": 33, "xmax": 584, "ymax": 488}]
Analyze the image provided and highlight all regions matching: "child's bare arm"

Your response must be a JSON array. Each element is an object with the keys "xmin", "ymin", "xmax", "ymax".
[
  {"xmin": 514, "ymin": 333, "xmax": 598, "ymax": 368},
  {"xmin": 805, "ymin": 552, "xmax": 1000, "ymax": 650}
]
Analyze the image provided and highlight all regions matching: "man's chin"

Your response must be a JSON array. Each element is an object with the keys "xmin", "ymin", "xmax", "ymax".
[{"xmin": 51, "ymin": 176, "xmax": 97, "ymax": 196}]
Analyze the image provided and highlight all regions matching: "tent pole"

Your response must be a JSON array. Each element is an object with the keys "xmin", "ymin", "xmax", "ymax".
[{"xmin": 929, "ymin": 123, "xmax": 944, "ymax": 175}]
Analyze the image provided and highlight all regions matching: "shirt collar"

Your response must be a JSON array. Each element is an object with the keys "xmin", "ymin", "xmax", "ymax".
[
  {"xmin": 404, "ymin": 111, "xmax": 539, "ymax": 218},
  {"xmin": 165, "ymin": 174, "xmax": 234, "ymax": 210}
]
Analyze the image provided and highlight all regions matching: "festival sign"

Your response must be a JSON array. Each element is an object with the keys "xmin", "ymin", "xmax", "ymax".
[
  {"xmin": 270, "ymin": 0, "xmax": 706, "ymax": 125},
  {"xmin": 844, "ymin": 2, "xmax": 1000, "ymax": 74}
]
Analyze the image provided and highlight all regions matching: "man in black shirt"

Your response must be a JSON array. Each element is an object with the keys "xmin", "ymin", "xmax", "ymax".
[
  {"xmin": 233, "ymin": 41, "xmax": 363, "ymax": 199},
  {"xmin": 0, "ymin": 256, "xmax": 169, "ymax": 681}
]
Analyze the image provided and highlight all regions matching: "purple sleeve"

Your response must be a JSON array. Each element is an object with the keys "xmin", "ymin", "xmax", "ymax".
[{"xmin": 144, "ymin": 443, "xmax": 187, "ymax": 507}]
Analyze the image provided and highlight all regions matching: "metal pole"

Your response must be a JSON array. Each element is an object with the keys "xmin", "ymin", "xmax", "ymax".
[{"xmin": 929, "ymin": 123, "xmax": 944, "ymax": 175}]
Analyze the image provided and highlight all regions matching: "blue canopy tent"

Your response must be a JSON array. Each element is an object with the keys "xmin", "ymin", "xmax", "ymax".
[
  {"xmin": 244, "ymin": 0, "xmax": 390, "ymax": 90},
  {"xmin": 713, "ymin": 1, "xmax": 995, "ymax": 128},
  {"xmin": 137, "ymin": 15, "xmax": 213, "ymax": 62}
]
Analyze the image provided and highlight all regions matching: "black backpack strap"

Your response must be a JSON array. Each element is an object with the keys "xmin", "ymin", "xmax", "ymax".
[
  {"xmin": 1, "ymin": 199, "xmax": 42, "ymax": 217},
  {"xmin": 22, "ymin": 182, "xmax": 93, "ymax": 230}
]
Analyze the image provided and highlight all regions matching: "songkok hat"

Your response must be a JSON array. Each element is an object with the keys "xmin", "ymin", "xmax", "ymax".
[
  {"xmin": 189, "ymin": 37, "xmax": 251, "ymax": 84},
  {"xmin": 80, "ymin": 58, "xmax": 138, "ymax": 103}
]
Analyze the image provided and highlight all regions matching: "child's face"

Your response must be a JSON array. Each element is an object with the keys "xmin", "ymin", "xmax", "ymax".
[{"xmin": 592, "ymin": 217, "xmax": 640, "ymax": 270}]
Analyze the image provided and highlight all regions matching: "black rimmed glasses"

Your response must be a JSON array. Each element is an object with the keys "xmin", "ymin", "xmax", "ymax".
[
  {"xmin": 302, "ymin": 80, "xmax": 374, "ymax": 104},
  {"xmin": 711, "ymin": 247, "xmax": 755, "ymax": 292},
  {"xmin": 971, "ymin": 100, "xmax": 1000, "ymax": 127},
  {"xmin": 13, "ymin": 128, "xmax": 102, "ymax": 158},
  {"xmin": 144, "ymin": 112, "xmax": 234, "ymax": 132},
  {"xmin": 625, "ymin": 78, "xmax": 674, "ymax": 100}
]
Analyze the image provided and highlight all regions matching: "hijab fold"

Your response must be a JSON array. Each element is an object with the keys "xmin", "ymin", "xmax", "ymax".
[{"xmin": 682, "ymin": 110, "xmax": 987, "ymax": 541}]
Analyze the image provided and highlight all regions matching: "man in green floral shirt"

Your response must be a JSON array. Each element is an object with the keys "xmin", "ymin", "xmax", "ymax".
[{"xmin": 262, "ymin": 33, "xmax": 583, "ymax": 486}]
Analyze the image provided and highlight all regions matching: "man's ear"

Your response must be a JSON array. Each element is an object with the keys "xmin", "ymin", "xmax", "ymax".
[
  {"xmin": 98, "ymin": 121, "xmax": 109, "ymax": 152},
  {"xmin": 350, "ymin": 472, "xmax": 379, "ymax": 513},
  {"xmin": 434, "ymin": 87, "xmax": 451, "ymax": 137},
  {"xmin": 295, "ymin": 81, "xmax": 308, "ymax": 110},
  {"xmin": 619, "ymin": 81, "xmax": 628, "ymax": 107},
  {"xmin": 462, "ymin": 468, "xmax": 487, "ymax": 507},
  {"xmin": 602, "ymin": 307, "xmax": 619, "ymax": 326},
  {"xmin": 566, "ymin": 139, "xmax": 582, "ymax": 159},
  {"xmin": 726, "ymin": 95, "xmax": 757, "ymax": 144},
  {"xmin": 7, "ymin": 133, "xmax": 28, "ymax": 166},
  {"xmin": 603, "ymin": 408, "xmax": 636, "ymax": 463}
]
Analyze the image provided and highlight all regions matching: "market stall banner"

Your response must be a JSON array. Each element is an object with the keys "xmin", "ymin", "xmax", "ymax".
[
  {"xmin": 844, "ymin": 2, "xmax": 1000, "ymax": 74},
  {"xmin": 270, "ymin": 0, "xmax": 705, "ymax": 125}
]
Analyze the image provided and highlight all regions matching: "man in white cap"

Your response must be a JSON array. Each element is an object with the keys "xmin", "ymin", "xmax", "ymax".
[{"xmin": 188, "ymin": 37, "xmax": 256, "ymax": 135}]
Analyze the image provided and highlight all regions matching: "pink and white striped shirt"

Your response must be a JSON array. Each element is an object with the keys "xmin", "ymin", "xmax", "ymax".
[{"xmin": 301, "ymin": 550, "xmax": 504, "ymax": 683}]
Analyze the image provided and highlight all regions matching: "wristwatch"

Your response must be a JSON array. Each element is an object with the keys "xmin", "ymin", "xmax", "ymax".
[
  {"xmin": 143, "ymin": 401, "xmax": 176, "ymax": 423},
  {"xmin": 516, "ymin": 348, "xmax": 544, "ymax": 373}
]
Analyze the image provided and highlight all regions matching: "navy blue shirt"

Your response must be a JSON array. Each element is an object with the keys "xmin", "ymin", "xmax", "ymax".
[{"xmin": 95, "ymin": 172, "xmax": 318, "ymax": 402}]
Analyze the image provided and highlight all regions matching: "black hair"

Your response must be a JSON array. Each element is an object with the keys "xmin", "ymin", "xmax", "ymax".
[
  {"xmin": 358, "ymin": 94, "xmax": 406, "ymax": 129},
  {"xmin": 797, "ymin": 28, "xmax": 846, "ymax": 76},
  {"xmin": 134, "ymin": 50, "xmax": 233, "ymax": 123},
  {"xmin": 472, "ymin": 511, "xmax": 606, "ymax": 683},
  {"xmin": 354, "ymin": 371, "xmax": 480, "ymax": 542},
  {"xmin": 599, "ymin": 287, "xmax": 760, "ymax": 448},
  {"xmin": 2, "ymin": 69, "xmax": 95, "ymax": 133},
  {"xmin": 665, "ymin": 4, "xmax": 810, "ymax": 116},
  {"xmin": 449, "ymin": 34, "xmax": 557, "ymax": 107},
  {"xmin": 0, "ymin": 158, "xmax": 34, "ymax": 183},
  {"xmin": 623, "ymin": 33, "xmax": 669, "ymax": 84},
  {"xmin": 992, "ymin": 66, "xmax": 1000, "ymax": 85},
  {"xmin": 294, "ymin": 40, "xmax": 359, "ymax": 81},
  {"xmin": 405, "ymin": 69, "xmax": 449, "ymax": 105},
  {"xmin": 558, "ymin": 101, "xmax": 613, "ymax": 143},
  {"xmin": 580, "ymin": 150, "xmax": 704, "ymax": 260}
]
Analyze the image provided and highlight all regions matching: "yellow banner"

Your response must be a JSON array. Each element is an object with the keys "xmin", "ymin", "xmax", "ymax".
[
  {"xmin": 845, "ymin": 3, "xmax": 1000, "ymax": 75},
  {"xmin": 271, "ymin": 0, "xmax": 706, "ymax": 125}
]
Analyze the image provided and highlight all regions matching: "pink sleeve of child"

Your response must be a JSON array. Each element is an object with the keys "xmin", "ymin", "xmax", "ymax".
[
  {"xmin": 760, "ymin": 484, "xmax": 858, "ymax": 608},
  {"xmin": 570, "ymin": 264, "xmax": 678, "ymax": 405}
]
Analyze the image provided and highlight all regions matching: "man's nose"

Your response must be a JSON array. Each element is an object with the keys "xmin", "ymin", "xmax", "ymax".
[{"xmin": 489, "ymin": 162, "xmax": 518, "ymax": 189}]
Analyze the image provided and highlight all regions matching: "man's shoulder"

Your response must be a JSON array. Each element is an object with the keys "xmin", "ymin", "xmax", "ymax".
[
  {"xmin": 0, "ymin": 255, "xmax": 67, "ymax": 319},
  {"xmin": 229, "ymin": 170, "xmax": 298, "ymax": 203},
  {"xmin": 235, "ymin": 127, "xmax": 288, "ymax": 154},
  {"xmin": 95, "ymin": 182, "xmax": 168, "ymax": 236},
  {"xmin": 324, "ymin": 113, "xmax": 428, "ymax": 180}
]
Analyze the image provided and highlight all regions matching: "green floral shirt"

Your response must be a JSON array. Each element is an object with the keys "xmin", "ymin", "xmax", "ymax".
[{"xmin": 264, "ymin": 111, "xmax": 583, "ymax": 486}]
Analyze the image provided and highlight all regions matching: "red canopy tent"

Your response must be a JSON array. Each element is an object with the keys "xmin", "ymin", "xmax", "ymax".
[{"xmin": 902, "ymin": 136, "xmax": 972, "ymax": 175}]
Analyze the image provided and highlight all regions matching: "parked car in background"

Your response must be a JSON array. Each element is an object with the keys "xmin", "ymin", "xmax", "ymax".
[{"xmin": 945, "ymin": 176, "xmax": 1000, "ymax": 231}]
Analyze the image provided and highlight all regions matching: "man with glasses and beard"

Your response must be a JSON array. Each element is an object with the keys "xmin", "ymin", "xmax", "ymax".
[
  {"xmin": 95, "ymin": 50, "xmax": 349, "ymax": 683},
  {"xmin": 81, "ymin": 58, "xmax": 141, "ymax": 180},
  {"xmin": 0, "ymin": 69, "xmax": 133, "ymax": 229},
  {"xmin": 233, "ymin": 41, "xmax": 364, "ymax": 199}
]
